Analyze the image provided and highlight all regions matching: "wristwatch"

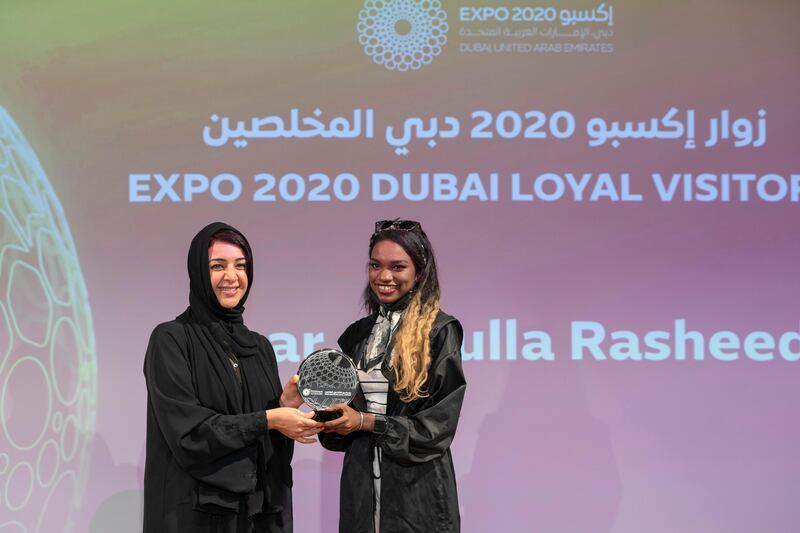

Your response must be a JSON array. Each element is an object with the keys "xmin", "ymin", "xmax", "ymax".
[{"xmin": 373, "ymin": 413, "xmax": 388, "ymax": 435}]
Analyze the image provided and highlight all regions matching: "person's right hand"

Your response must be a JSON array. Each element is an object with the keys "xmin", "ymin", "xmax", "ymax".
[
  {"xmin": 279, "ymin": 374, "xmax": 303, "ymax": 408},
  {"xmin": 266, "ymin": 407, "xmax": 323, "ymax": 444}
]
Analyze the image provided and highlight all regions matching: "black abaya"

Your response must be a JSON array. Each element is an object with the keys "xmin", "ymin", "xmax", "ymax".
[
  {"xmin": 143, "ymin": 222, "xmax": 293, "ymax": 532},
  {"xmin": 320, "ymin": 311, "xmax": 466, "ymax": 533}
]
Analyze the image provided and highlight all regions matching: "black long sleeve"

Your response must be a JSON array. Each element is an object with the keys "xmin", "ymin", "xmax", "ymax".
[{"xmin": 144, "ymin": 322, "xmax": 267, "ymax": 492}]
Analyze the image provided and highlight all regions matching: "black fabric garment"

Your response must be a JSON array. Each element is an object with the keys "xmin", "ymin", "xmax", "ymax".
[
  {"xmin": 320, "ymin": 311, "xmax": 466, "ymax": 533},
  {"xmin": 143, "ymin": 222, "xmax": 293, "ymax": 533}
]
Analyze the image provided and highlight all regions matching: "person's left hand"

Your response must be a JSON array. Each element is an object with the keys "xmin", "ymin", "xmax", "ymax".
[
  {"xmin": 279, "ymin": 375, "xmax": 303, "ymax": 408},
  {"xmin": 322, "ymin": 403, "xmax": 362, "ymax": 435}
]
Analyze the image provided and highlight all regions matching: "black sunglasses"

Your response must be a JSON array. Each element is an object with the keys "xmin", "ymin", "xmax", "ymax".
[{"xmin": 374, "ymin": 219, "xmax": 421, "ymax": 233}]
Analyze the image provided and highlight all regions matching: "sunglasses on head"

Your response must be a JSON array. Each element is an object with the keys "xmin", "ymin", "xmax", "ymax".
[
  {"xmin": 372, "ymin": 219, "xmax": 428, "ymax": 265},
  {"xmin": 374, "ymin": 219, "xmax": 421, "ymax": 233}
]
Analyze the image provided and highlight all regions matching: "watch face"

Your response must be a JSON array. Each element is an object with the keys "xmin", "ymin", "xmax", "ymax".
[{"xmin": 374, "ymin": 414, "xmax": 387, "ymax": 434}]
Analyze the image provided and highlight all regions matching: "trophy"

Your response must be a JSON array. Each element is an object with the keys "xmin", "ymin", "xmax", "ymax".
[{"xmin": 297, "ymin": 348, "xmax": 358, "ymax": 421}]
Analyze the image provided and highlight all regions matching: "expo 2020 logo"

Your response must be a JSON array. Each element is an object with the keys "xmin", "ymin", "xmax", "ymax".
[{"xmin": 357, "ymin": 0, "xmax": 448, "ymax": 72}]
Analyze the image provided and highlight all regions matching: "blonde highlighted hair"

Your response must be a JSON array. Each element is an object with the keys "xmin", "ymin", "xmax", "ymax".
[{"xmin": 391, "ymin": 293, "xmax": 440, "ymax": 402}]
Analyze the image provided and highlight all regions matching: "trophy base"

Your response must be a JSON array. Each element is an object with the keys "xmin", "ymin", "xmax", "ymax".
[{"xmin": 313, "ymin": 409, "xmax": 343, "ymax": 422}]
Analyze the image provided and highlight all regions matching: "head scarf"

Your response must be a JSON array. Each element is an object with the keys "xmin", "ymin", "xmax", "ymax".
[{"xmin": 185, "ymin": 221, "xmax": 258, "ymax": 356}]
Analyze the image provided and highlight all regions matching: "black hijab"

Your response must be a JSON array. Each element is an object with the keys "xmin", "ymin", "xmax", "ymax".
[{"xmin": 185, "ymin": 221, "xmax": 259, "ymax": 357}]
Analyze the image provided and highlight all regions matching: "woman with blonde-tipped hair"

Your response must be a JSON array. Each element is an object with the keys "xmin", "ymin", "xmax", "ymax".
[{"xmin": 320, "ymin": 219, "xmax": 466, "ymax": 533}]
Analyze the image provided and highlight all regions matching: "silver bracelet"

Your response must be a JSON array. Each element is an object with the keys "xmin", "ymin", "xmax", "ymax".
[{"xmin": 356, "ymin": 411, "xmax": 364, "ymax": 432}]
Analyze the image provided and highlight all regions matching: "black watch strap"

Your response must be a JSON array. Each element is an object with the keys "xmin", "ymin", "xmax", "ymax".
[{"xmin": 373, "ymin": 413, "xmax": 388, "ymax": 435}]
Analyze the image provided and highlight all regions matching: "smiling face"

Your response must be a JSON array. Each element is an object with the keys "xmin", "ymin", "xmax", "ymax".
[
  {"xmin": 369, "ymin": 239, "xmax": 417, "ymax": 304},
  {"xmin": 208, "ymin": 240, "xmax": 248, "ymax": 309}
]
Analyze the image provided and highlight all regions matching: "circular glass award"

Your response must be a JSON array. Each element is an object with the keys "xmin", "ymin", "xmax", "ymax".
[{"xmin": 297, "ymin": 349, "xmax": 358, "ymax": 421}]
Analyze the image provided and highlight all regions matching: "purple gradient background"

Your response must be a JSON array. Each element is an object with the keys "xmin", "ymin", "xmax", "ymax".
[{"xmin": 2, "ymin": 0, "xmax": 800, "ymax": 531}]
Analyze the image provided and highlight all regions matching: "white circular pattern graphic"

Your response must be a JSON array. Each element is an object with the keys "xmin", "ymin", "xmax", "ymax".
[
  {"xmin": 51, "ymin": 412, "xmax": 63, "ymax": 433},
  {"xmin": 35, "ymin": 439, "xmax": 60, "ymax": 488},
  {"xmin": 1, "ymin": 356, "xmax": 52, "ymax": 451},
  {"xmin": 60, "ymin": 416, "xmax": 79, "ymax": 463},
  {"xmin": 5, "ymin": 462, "xmax": 33, "ymax": 511},
  {"xmin": 0, "ymin": 106, "xmax": 97, "ymax": 532},
  {"xmin": 36, "ymin": 471, "xmax": 77, "ymax": 533},
  {"xmin": 0, "ymin": 521, "xmax": 26, "ymax": 533},
  {"xmin": 357, "ymin": 0, "xmax": 448, "ymax": 71}
]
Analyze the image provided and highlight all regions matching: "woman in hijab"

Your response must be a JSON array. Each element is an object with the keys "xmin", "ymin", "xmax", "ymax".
[
  {"xmin": 143, "ymin": 222, "xmax": 321, "ymax": 533},
  {"xmin": 320, "ymin": 219, "xmax": 467, "ymax": 533}
]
